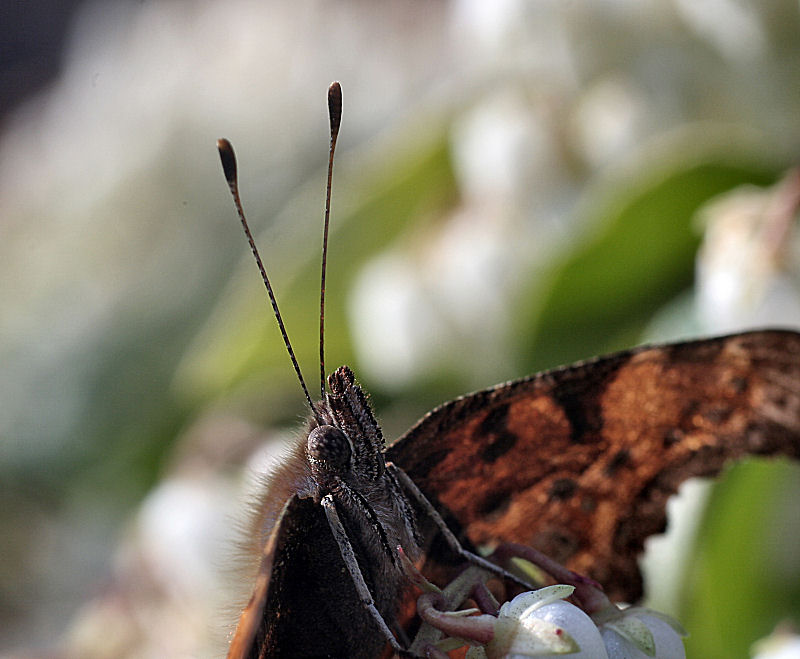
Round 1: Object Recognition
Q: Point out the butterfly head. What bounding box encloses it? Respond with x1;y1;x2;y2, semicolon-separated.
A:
307;425;352;482
306;365;387;486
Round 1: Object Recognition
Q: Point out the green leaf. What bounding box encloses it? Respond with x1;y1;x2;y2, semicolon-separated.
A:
680;459;800;658
516;136;777;372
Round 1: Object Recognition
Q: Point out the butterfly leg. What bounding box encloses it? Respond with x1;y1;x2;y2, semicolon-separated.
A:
387;464;534;591
320;494;418;658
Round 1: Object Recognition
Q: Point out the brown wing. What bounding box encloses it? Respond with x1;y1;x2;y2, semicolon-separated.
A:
226;494;322;659
226;495;295;659
227;493;388;659
386;330;800;602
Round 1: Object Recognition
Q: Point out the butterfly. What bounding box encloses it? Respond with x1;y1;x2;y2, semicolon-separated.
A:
218;83;800;658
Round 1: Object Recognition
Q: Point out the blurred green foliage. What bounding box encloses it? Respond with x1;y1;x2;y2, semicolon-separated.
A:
682;460;800;658
519;156;776;371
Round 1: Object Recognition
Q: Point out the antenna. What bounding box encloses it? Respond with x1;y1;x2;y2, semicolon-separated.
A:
216;138;322;425
319;81;342;399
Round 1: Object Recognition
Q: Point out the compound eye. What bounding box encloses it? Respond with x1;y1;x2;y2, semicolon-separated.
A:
307;425;351;472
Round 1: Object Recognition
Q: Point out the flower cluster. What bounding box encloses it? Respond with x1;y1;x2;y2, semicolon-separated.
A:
401;542;686;658
465;586;685;659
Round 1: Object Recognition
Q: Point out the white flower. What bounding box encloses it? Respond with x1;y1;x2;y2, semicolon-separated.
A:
599;608;686;659
467;586;609;658
751;625;800;659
